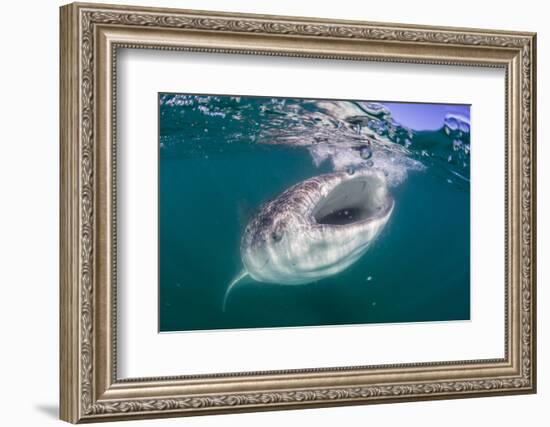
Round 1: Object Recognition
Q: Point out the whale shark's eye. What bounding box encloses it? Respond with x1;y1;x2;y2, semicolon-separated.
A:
271;230;283;242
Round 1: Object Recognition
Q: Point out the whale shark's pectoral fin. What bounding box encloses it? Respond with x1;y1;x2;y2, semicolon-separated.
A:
222;269;250;312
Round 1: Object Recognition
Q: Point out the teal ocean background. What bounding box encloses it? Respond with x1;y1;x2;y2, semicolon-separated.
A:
159;94;470;332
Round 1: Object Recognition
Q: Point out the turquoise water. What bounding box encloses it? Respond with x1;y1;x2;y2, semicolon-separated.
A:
159;95;470;332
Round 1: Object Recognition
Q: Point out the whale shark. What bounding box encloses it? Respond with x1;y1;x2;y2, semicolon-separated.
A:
223;168;394;310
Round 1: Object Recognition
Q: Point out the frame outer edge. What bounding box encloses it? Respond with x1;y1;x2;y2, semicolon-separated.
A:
59;2;537;422
529;33;537;393
60;3;81;424
68;1;536;37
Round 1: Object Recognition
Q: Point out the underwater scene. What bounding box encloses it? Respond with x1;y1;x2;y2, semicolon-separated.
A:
159;94;471;332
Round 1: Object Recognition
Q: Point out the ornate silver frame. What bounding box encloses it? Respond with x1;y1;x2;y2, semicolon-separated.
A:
60;2;537;423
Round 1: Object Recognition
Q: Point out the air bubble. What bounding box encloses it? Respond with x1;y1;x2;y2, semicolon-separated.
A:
360;147;372;160
347;167;355;175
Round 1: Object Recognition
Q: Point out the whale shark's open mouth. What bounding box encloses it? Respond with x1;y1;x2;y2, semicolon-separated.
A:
312;175;392;226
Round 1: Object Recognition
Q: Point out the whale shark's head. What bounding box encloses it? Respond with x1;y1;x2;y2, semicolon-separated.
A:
241;169;394;285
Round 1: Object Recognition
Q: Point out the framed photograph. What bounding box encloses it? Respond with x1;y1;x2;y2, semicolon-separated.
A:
60;2;537;423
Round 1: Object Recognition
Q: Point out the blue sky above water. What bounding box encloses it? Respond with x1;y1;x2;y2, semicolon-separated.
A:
380;102;470;131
